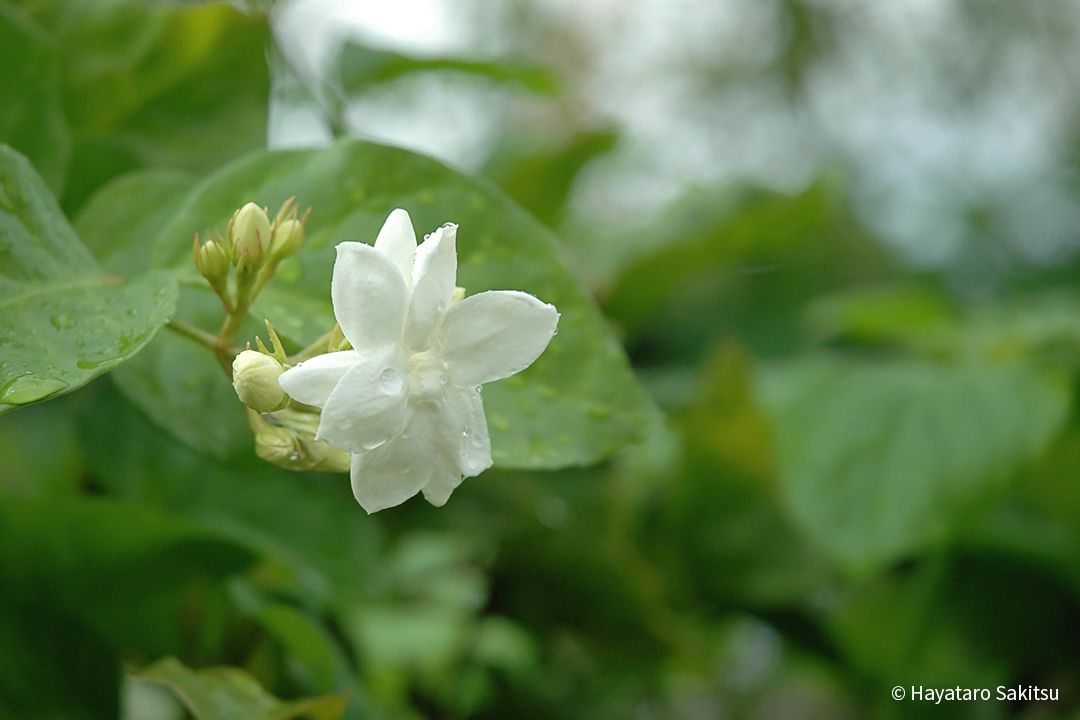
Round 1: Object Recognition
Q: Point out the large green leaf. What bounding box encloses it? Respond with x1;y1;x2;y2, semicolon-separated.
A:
0;145;178;414
758;356;1070;571
134;657;347;720
0;4;69;192
111;290;253;460
74;167;196;277
112;138;655;468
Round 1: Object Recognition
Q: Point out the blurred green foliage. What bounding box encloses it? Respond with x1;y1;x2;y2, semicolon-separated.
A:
3;0;1080;719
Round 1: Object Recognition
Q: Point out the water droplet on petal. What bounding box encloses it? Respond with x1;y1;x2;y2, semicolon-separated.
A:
378;367;404;395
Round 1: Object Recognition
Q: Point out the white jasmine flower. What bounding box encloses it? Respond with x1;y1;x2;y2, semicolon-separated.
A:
278;209;559;512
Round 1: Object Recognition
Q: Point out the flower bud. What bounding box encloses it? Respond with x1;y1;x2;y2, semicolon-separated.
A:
194;240;230;283
254;422;300;466
231;202;271;264
297;436;351;473
232;350;287;413
249;408;350;472
270;217;305;259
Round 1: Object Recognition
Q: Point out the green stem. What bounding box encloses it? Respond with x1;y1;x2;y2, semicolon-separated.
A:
167;319;220;350
214;310;246;373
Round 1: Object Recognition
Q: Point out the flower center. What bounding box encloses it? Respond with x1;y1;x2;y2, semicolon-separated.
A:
407;348;448;401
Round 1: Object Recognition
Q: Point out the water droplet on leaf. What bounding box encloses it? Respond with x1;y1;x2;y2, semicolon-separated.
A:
50;313;75;330
1;375;68;404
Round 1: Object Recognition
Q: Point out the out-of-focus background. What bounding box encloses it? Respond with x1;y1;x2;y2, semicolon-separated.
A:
4;0;1080;718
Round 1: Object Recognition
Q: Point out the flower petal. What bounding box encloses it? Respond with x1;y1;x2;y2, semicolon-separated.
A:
405;224;457;350
422;388;491;506
351;406;459;512
420;468;460;507
374;208;417;290
444;386;492;477
440;290;559;387
332;241;409;351
278;350;362;408
316;346;410;453
351;449;430;513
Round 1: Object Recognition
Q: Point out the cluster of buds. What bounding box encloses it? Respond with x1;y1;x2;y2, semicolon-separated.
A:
249;408;351;473
231;319;349;472
192;198;309;309
187;197;349;474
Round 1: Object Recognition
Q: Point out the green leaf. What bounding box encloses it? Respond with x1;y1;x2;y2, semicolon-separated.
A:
0;599;119;720
75;167;196;277
135;657;347;720
111;290;252;460
758;356;1071;571
0;145;178;414
0;4;69;192
805;284;956;348
230;583;360;698
339;42;559;96
138;138;655;468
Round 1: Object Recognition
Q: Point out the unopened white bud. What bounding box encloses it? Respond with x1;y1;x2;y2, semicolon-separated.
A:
232;350;287;413
231;203;271;262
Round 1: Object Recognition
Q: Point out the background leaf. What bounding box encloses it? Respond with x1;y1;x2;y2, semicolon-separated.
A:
0;4;69;193
758;356;1071;571
74;167;196;277
339;42;559;97
0;145;177;414
135;657;348;720
15;0;270;212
